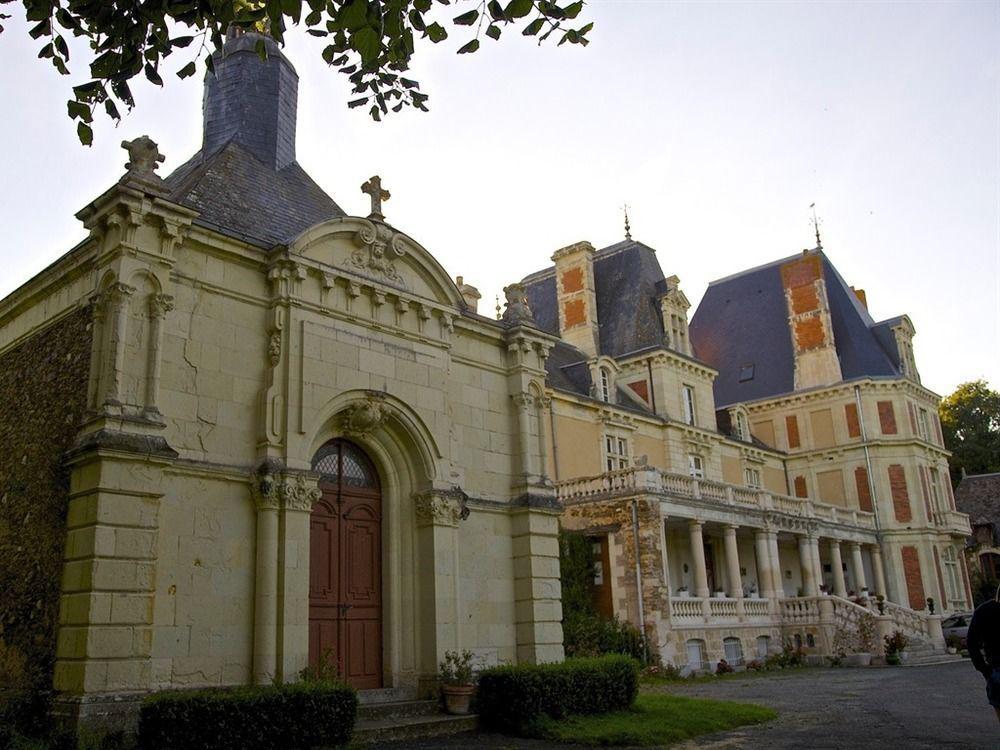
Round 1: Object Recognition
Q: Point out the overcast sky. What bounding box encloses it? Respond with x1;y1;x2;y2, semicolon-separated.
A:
1;1;997;397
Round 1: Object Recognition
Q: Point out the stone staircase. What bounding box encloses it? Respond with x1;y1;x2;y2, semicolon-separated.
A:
899;636;965;667
351;688;478;745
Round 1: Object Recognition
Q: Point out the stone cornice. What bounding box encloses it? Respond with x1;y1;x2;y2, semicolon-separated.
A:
738;377;942;413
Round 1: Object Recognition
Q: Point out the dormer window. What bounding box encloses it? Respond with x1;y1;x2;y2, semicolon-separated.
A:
738;364;755;383
737;412;750;442
600;367;612;403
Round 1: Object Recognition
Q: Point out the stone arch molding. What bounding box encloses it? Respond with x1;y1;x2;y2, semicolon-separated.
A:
291;217;466;309
303;389;446;491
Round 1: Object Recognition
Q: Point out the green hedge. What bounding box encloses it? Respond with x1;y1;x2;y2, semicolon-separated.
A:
475;655;639;732
138;681;358;750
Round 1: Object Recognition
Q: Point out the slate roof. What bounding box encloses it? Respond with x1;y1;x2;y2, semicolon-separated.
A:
544;340;593;396
164;142;346;248
162;31;346;248
521;239;670;359
689;250;902;407
955;473;1000;540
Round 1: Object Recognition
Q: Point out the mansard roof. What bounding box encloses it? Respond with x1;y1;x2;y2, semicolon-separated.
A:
521;239;673;359
689;250;902;407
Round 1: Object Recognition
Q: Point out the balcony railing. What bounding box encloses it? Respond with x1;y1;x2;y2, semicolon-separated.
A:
931;510;972;535
555;467;877;530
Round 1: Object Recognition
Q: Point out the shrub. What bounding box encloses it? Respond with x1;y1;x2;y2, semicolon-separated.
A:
137;681;357;750
884;630;909;656
563;612;647;661
764;641;805;670
476;655;639;732
715;659;734;675
945;634;963;650
440;650;474;686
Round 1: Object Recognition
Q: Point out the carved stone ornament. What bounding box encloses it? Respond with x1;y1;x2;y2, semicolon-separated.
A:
413;492;462;527
267;331;282;367
501;282;535;326
250;463;321;512
120;135;166;191
339;392;389;437
351;222;405;286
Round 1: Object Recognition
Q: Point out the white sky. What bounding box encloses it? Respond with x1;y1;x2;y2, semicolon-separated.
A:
1;1;997;397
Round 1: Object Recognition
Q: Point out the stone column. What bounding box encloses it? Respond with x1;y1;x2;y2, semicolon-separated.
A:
723;525;743;598
510;506;564;664
809;535;823;592
276;472;321;682
250;468;281;685
689;521;710;598
871;545;888;599
99;282;134;408
768;532;784;598
829;540;848;597
144;294;174;414
512;393;538;483
414;491;462;679
798;534;817;596
850;542;868;593
754;530;774;598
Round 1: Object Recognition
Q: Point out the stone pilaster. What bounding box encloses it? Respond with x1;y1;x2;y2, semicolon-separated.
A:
511;507;564;665
413;491;462;677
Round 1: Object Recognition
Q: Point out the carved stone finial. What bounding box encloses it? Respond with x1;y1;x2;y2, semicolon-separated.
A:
361;175;391;221
120;136;166;191
339;392;389;437
501;282;535;326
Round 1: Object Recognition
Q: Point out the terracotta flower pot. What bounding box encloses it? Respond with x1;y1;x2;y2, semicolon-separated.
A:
442;684;475;715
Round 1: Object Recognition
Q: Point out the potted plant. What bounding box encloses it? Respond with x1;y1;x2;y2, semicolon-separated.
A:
676;585;690;598
945;634;962;655
439;650;475;715
884;630;908;666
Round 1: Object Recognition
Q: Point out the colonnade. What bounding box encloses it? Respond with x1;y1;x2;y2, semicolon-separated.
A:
682;520;887;601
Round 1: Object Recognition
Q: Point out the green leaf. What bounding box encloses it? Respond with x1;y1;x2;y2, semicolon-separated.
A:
341;0;369;30
453;9;478;25
349;96;369;108
352;26;381;63
177;61;197;78
505;0;533;19
487;1;505;20
67;100;91;122
486;24;501;40
77;121;93;146
104;99;121;120
523;18;544;35
172;36;194;48
563;1;584;19
457;38;479;54
425;22;448;42
414;0;432;11
144;63;163;86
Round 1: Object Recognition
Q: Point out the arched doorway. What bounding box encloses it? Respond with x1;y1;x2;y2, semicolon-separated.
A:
309;439;383;689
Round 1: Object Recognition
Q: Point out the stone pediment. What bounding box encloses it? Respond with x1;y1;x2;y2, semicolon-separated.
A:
290;216;464;309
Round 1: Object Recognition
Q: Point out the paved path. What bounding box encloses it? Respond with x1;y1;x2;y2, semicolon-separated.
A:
382;661;1000;749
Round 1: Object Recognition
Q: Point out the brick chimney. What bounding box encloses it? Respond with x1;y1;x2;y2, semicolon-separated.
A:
202;31;298;170
551;241;600;357
780;252;842;390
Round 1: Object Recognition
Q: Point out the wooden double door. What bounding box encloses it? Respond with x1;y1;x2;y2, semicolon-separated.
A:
309;439;383;689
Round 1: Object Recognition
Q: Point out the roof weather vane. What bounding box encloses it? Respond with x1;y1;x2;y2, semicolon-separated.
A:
623;203;632;241
810;202;822;250
495;295;502;320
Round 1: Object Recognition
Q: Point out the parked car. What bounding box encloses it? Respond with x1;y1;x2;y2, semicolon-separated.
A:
942;611;974;648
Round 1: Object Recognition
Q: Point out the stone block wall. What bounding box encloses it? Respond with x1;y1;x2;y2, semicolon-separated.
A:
0;306;92;692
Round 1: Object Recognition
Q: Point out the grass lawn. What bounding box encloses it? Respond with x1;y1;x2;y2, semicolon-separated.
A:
526;693;777;747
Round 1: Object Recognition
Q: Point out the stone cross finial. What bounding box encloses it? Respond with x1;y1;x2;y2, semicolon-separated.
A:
120;136;166;192
361;175;390;221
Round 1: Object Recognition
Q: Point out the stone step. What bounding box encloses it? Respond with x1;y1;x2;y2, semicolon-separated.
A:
900;653;966;667
357;686;419;705
352;712;478;745
358;699;440;722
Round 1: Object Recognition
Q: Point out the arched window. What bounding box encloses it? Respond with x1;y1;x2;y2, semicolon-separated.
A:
685;639;707;672
723;637;744;666
312;439;379;490
600;367;612;403
756;635;771;660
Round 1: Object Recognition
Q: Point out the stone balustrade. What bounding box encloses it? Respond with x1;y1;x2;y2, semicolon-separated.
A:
555;466;877;530
931;510;972;535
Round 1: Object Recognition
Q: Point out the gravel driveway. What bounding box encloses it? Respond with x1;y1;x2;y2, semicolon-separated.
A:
380;660;998;749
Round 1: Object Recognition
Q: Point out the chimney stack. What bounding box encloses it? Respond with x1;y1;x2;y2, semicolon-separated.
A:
780;252;842;390
551;241;600;357
455;276;481;313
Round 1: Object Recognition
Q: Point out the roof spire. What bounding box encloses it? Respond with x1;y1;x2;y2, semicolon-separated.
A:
810;202;822;250
623;203;632;241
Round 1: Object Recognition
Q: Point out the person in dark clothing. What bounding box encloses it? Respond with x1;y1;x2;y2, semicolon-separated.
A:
967;587;1000;723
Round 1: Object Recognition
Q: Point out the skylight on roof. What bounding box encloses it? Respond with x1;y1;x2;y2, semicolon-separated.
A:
738;364;755;382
